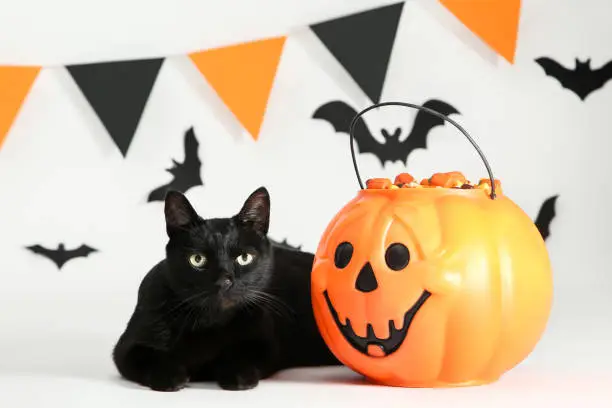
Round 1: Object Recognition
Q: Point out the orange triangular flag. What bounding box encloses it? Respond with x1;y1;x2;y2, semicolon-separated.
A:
439;0;521;63
189;36;286;140
0;66;40;148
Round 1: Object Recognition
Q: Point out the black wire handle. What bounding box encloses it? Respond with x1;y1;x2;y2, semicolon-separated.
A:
349;101;497;200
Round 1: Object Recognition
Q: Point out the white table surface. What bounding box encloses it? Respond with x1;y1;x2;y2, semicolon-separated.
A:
1;290;610;407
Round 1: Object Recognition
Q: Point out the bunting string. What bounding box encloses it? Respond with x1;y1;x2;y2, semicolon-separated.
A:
0;1;521;155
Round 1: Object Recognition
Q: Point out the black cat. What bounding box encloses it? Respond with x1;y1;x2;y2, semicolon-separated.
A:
112;187;339;391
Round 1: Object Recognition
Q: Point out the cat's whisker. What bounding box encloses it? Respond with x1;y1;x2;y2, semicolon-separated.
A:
245;291;295;321
173;289;214;342
186;305;203;332
240;297;258;315
251;290;294;313
147;289;212;327
174;306;196;344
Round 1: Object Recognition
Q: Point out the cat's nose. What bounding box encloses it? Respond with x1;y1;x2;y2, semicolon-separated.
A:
219;277;233;291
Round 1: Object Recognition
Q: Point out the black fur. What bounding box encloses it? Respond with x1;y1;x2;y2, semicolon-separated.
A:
112;187;339;391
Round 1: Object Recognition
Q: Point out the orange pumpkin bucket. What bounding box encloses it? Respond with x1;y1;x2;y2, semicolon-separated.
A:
311;102;553;388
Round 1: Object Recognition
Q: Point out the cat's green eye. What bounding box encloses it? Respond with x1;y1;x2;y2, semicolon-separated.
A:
189;253;207;268
236;253;255;266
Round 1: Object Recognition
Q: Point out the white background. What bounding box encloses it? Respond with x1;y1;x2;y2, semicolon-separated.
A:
0;0;611;406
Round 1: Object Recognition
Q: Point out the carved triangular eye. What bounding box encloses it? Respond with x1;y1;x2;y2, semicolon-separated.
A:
385;243;410;271
334;242;353;269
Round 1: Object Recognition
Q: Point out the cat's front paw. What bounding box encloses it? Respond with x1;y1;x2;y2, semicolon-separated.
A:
145;364;190;392
217;366;261;391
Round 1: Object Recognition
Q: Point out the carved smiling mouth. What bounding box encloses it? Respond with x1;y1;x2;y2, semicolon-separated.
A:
323;290;431;357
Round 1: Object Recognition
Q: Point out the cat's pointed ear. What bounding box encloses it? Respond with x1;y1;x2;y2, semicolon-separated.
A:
164;190;198;231
236;187;270;235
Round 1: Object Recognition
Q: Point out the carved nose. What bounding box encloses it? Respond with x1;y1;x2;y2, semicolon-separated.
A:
355;262;378;293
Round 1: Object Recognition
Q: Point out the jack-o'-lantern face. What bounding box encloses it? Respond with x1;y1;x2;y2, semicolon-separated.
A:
323;230;431;359
311;173;553;387
313;188;451;363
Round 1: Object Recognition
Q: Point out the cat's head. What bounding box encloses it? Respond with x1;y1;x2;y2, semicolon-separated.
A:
163;187;273;322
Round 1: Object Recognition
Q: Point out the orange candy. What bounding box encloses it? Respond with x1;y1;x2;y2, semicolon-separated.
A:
394;173;415;185
365;171;501;193
366;178;392;189
429;171;467;188
477;178;503;195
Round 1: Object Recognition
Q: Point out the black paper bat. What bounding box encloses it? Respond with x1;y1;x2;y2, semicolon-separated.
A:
25;243;98;269
147;127;203;202
313;99;460;166
534;195;559;241
270;238;303;251
535;57;612;100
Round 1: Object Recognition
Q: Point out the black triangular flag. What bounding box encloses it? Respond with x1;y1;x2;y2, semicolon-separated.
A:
67;58;164;156
311;2;404;103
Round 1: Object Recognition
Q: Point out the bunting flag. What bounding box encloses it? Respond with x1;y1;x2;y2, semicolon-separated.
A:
310;2;404;104
67;58;164;156
0;66;40;149
439;0;521;64
189;36;286;141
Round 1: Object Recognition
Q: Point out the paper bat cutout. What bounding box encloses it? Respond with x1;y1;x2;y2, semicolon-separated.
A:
270;238;302;251
25;243;98;269
534;195;559;241
147;127;203;202
313;99;460;166
535;57;612;100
